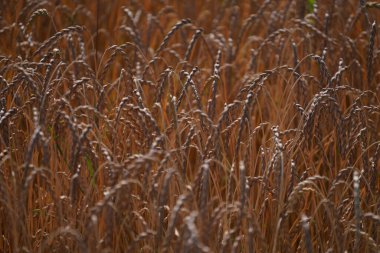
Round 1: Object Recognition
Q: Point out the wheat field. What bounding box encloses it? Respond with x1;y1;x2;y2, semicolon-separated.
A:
0;0;379;252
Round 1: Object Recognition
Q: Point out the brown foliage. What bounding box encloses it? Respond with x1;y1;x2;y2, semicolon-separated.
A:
0;0;379;252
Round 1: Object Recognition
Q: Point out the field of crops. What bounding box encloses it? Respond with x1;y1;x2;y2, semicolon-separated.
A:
0;0;379;252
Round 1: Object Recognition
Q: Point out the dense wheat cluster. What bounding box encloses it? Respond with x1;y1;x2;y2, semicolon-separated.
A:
0;0;379;252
